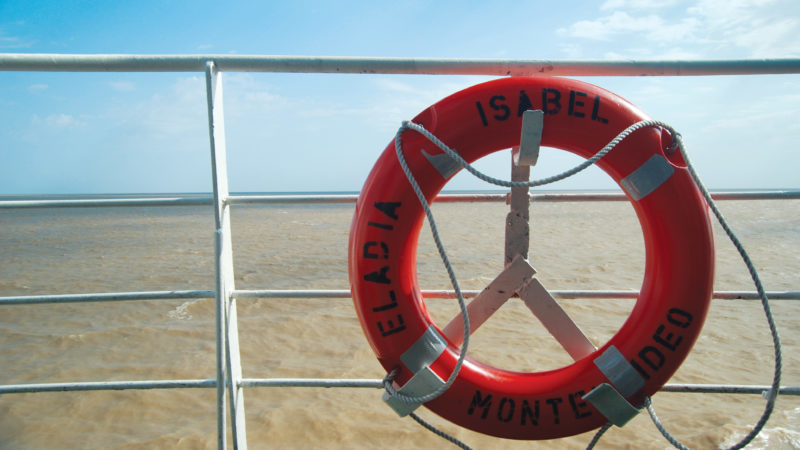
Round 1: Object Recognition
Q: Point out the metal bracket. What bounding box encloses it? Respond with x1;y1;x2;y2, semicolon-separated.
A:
401;325;448;374
583;383;641;427
383;366;446;417
593;345;645;397
583;346;645;427
514;109;543;167
383;325;448;416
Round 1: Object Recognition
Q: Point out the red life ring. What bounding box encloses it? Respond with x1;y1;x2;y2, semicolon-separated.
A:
348;77;714;440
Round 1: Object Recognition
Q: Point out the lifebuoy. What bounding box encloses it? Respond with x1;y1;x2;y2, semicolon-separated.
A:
348;77;714;440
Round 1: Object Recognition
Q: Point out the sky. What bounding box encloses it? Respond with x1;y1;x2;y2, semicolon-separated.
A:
0;0;798;194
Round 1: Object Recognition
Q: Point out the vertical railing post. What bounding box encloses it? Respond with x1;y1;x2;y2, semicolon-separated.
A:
205;61;248;450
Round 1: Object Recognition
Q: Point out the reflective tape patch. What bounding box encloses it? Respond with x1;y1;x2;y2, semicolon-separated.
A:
422;148;460;179
383;365;446;417
401;325;448;375
583;383;641;427
620;154;674;201
593;345;645;397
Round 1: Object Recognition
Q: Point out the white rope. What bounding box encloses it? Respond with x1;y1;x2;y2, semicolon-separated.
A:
586;422;613;450
643;130;783;450
398;119;669;188
381;127;472;406
409;412;473;450
388;118;782;450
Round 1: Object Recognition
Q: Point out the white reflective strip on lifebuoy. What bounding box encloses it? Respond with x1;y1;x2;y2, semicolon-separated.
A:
383;365;446;417
593;345;645;397
401;325;448;374
620;154;674;201
422;148;460;179
384;325;449;416
582;383;641;427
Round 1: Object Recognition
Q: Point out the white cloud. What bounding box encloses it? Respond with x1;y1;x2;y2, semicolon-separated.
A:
0;26;35;49
558;11;700;43
560;0;800;57
108;81;136;92
601;0;680;9
605;47;700;59
688;0;800;57
0;35;35;49
28;84;48;93
32;113;87;129
136;77;206;138
558;43;585;58
373;79;421;95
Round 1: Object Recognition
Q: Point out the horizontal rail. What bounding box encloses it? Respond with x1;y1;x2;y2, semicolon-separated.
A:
1;190;798;209
0;196;212;209
660;384;800;396
241;379;800;396
1;54;800;76
531;190;800;202
228;193;509;205
241;379;382;389
2;378;796;396
0;379;216;394
231;289;800;300
0;290;214;305
3;289;799;306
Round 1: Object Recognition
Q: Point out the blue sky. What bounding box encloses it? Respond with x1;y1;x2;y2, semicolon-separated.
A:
1;0;798;194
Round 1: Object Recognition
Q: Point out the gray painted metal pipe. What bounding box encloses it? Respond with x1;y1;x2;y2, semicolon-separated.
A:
1;54;800;76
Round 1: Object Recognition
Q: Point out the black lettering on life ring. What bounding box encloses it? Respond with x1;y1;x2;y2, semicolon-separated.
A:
476;101;489;127
490;95;510;121
363;241;389;259
630;307;695;380
376;314;406;337
667;308;693;328
468;390;492;419
374;202;401;220
521;399;540;426
541;88;561;115
363;266;391;284
591;95;609;124
568;90;588;118
371;290;399;312
497;397;515;423
638;346;666;372
546;397;563;425
517;90;533;117
653;324;682;351
568;390;592;419
368;221;393;231
631;358;650;380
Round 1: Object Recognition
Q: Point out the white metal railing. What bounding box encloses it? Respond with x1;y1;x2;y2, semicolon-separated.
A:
2;54;800;76
1;54;799;449
2;189;799;210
